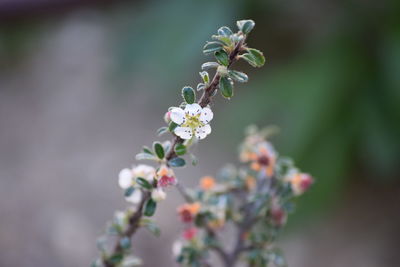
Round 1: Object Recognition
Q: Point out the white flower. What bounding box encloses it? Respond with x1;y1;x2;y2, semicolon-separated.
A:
151;188;167;202
118;164;155;189
132;164;156;183
125;189;142;204
170;103;213;140
118;168;133;189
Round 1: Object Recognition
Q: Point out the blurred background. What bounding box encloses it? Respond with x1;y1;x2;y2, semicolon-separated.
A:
1;0;399;266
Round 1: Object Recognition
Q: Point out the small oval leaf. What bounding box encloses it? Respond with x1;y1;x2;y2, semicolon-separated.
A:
203;41;223;55
197;83;206;91
219;76;234;99
168;157;186;167
124;186;135;197
181;86;195;104
142;146;153;155
217;26;233;36
157;127;168;136
168;122;178;132
201;62;219;70
135;153;157;161
136;177;153;190
241;48;265;67
237;19;255;34
199;71;209;84
153;142;165;159
119;237;131;250
215;50;229;66
144;199;157;217
228;70;248;83
174;143;187;156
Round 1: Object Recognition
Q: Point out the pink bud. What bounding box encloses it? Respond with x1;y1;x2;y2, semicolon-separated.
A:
164;111;172;124
183;227;197;240
180;209;194;223
270;207;287;226
157;175;177;188
300;174;313;192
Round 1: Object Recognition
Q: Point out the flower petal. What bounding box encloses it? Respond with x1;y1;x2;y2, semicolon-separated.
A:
170;108;186;125
199;107;213;124
133;164;155;182
118;168;133;189
174;126;193;139
194;125;211;139
184;103;202;116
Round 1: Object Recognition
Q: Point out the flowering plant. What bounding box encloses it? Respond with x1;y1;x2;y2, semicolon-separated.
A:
173;126;313;267
93;19;312;267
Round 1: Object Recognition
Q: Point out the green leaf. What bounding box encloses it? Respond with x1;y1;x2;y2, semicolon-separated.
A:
241;48;265;67
197;83;206;91
218;26;233;36
144;199;157;217
190;153;198;166
219;76;233;98
137;177;153;190
124;186;135;197
168;157;186;167
119;237;131;250
135;153;157;161
174;143;187;155
163;140;171;154
212;35;232;46
142;146;153;155
199;71;209;84
201;62;219;70
181;86;195;104
107;223;121;235
237;19;255;34
140;218;161;237
157;127;168;136
108;253;124;264
203;41;223;55
228;70;248;83
153;142;165;159
169;121;178;132
215;50;229;66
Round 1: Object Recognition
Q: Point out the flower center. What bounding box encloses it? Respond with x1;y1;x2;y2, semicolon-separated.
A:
257;155;270;166
182;114;203;129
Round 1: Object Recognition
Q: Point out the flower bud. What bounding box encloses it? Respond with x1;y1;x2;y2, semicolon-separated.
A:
182;227;197;240
270;206;287;226
299;174;313;192
200;176;216;190
177;202;201;223
164;111;172;124
156;165;177;188
151;188;167;202
289;173;314;195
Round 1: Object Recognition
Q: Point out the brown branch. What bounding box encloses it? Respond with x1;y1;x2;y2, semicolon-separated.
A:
102;37;246;267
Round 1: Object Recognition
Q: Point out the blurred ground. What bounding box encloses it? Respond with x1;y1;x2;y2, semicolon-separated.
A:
0;1;399;266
